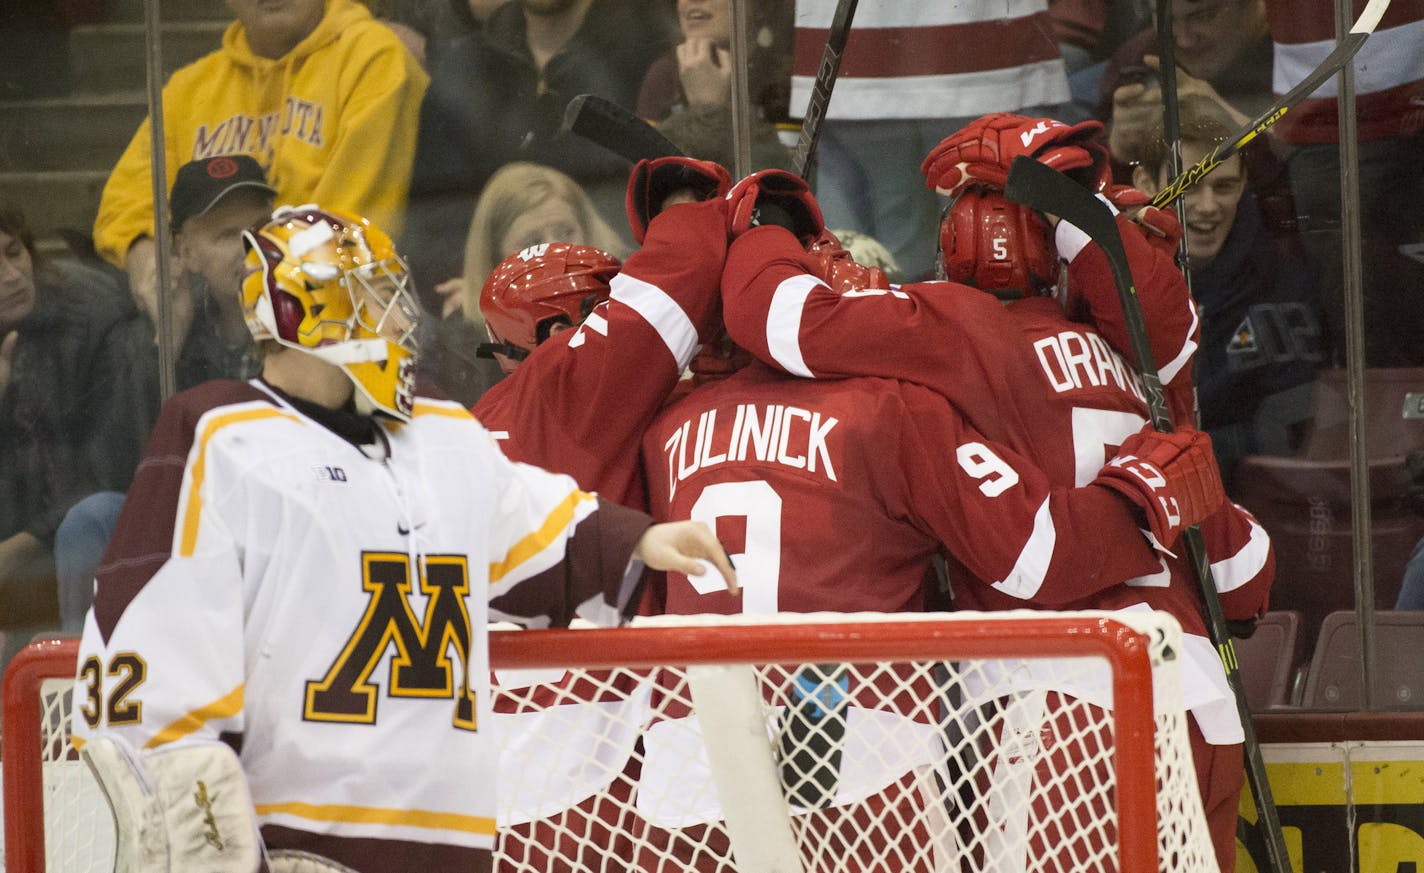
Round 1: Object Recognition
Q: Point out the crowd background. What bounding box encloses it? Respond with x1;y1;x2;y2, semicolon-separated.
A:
1;0;1422;705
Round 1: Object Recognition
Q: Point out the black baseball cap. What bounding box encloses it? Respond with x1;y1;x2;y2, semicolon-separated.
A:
169;155;276;232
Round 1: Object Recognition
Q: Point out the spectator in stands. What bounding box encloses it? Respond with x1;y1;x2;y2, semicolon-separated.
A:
419;161;627;406
1099;0;1273;169
1047;0;1152;120
402;0;677;306
52;156;278;634
93;0;428;332
361;0;471;68
1399;539;1424;610
1265;0;1424;368
462;162;629;317
790;1;1072;281
167;155;277;389
1132;95;1325;489
635;0;794;173
0;204;152;633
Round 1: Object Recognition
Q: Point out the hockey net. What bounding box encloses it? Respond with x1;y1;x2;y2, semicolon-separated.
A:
2;611;1218;872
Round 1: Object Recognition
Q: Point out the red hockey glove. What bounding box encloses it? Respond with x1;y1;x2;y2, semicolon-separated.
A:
1093;426;1225;549
1103;184;1183;259
807;230;889;293
724;169;824;243
626;156;732;244
921;113;1110;199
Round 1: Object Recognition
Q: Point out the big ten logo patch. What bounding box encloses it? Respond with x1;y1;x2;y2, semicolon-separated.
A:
314;465;347;482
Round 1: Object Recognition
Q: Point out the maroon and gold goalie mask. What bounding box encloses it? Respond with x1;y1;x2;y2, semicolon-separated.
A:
242;205;421;420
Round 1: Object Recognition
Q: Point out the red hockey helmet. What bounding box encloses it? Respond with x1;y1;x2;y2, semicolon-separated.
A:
479;242;621;372
937;188;1058;300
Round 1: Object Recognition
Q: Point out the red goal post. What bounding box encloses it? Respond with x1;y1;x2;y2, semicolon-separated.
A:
2;611;1215;872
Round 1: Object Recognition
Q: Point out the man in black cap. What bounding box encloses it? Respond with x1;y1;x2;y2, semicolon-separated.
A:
50;156;277;634
166;154;277;388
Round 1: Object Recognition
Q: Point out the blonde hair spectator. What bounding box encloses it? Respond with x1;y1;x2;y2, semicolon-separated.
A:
461;162;627;324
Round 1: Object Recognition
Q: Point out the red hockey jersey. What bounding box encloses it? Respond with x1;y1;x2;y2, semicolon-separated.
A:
712;223;1274;744
473;197;728;509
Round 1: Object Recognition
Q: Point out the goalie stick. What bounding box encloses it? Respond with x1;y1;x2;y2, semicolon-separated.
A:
1149;0;1392;208
1005;156;1291;873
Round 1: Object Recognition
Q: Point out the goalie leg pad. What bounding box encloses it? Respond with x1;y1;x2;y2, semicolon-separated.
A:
269;850;360;873
82;736;265;873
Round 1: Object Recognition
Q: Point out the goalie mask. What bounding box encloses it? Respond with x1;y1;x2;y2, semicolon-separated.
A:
479;242;621;374
241;205;420;420
936;188;1059;301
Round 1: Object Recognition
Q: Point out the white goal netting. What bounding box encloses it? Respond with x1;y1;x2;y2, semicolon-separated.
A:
1;611;1217;872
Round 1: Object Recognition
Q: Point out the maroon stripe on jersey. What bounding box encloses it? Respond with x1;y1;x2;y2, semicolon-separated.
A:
1275;81;1424;142
1266;0;1424;45
792;14;1061;79
93;380;269;643
488;497;653;625
261;825;492;873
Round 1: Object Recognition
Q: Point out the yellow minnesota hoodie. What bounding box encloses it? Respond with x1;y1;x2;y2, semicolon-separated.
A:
94;0;429;267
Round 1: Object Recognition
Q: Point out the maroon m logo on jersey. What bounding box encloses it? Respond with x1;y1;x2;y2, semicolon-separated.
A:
304;552;478;730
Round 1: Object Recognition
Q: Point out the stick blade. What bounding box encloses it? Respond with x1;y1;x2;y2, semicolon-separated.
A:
561;94;684;164
1004;157;1115;244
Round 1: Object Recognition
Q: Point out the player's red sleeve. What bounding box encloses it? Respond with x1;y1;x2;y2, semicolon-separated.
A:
893;383;1163;607
720;225;1002;403
618;197;728;344
473;198;728;508
1064;213;1200;395
1199;501;1276;622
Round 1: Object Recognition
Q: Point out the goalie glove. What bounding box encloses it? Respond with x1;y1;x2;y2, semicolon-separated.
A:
82;736;265;873
626;156;732;244
921;113;1110;200
1093;426;1225;550
724;169;824;243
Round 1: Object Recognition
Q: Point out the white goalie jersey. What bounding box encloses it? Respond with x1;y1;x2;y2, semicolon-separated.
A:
72;379;652;872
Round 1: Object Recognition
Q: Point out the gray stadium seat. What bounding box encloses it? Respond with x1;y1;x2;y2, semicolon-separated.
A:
1301;610;1424;709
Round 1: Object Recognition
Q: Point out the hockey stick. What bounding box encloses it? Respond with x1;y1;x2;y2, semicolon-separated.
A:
563;0;859;178
790;0;860;178
560;93;682;165
1149;0;1392;207
1155;0;1196;291
1005;156;1292;873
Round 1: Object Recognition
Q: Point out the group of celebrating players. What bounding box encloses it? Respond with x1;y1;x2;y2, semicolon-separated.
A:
71;111;1272;873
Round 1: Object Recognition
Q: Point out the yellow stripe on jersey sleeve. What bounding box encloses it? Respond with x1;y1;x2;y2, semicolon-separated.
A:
143;684;244;749
412;399;475;419
488;489;596;584
253;800;497;835
180;407;300;557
